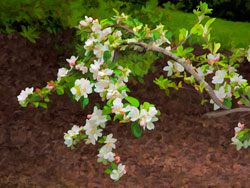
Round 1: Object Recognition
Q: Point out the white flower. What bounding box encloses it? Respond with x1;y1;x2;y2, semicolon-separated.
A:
80;20;89;27
68;125;82;137
110;170;120;181
114;30;122;37
228;65;237;73
70;78;93;101
57;68;68;81
230;74;247;86
94;44;109;58
91;21;102;32
98;149;115;162
85;16;93;23
117;164;126;175
90;60;102;79
214;86;226;101
197;67;205;78
112;98;124;114
212;70;227;84
17;87;34;104
94;78;111;93
89;106;107;126
64;134;73;147
66;56;78;67
110;163;126;181
126;106;140;121
207;53;220;64
102;27;112;37
104;134;117;151
98;68;113;78
163;61;173;76
75;63;88;74
163;61;184;76
86;127;102;145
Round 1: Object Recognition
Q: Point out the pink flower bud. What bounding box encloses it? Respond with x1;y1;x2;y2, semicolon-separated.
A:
115;156;120;163
239;123;245;130
97;76;101;81
112;108;117;113
35;88;39;92
208;60;212;65
140;119;145;127
70;62;75;67
237;100;243;105
87;114;92;119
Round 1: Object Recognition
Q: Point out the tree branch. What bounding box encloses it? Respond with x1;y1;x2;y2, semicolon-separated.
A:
171;34;193;51
240;94;250;107
203;107;250;118
126;41;229;110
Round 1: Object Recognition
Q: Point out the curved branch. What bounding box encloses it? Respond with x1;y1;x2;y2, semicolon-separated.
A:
171;34;193;51
203;107;250;118
126;41;229;110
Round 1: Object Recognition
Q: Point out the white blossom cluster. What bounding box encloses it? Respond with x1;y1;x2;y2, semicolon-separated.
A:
231;122;250;150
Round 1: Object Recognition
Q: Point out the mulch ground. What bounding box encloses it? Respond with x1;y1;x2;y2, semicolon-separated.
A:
0;31;249;188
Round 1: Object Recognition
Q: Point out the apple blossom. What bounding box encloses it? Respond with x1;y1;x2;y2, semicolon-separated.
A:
66;56;78;67
212;70;227;84
93;44;109;59
70;78;93;101
230;74;247;86
57;68;69;81
64;134;73;147
104;134;117;151
85;127;102;145
17;87;34;104
207;53;220;64
68;125;83;137
75;63;88;75
214;86;226;102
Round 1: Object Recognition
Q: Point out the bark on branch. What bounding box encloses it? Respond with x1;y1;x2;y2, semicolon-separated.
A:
127;41;230;110
203;107;250;118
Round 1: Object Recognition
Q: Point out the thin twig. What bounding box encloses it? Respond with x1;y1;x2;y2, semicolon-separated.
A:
240;94;250;107
171;34;193;51
203;107;250;118
110;24;135;36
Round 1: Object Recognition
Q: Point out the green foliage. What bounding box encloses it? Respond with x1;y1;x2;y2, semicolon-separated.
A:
131;122;143;138
117;51;159;77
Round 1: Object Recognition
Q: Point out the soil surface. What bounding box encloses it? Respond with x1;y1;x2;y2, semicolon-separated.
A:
0;31;249;188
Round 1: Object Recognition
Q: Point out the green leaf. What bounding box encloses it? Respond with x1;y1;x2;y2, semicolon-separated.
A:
39;103;47;108
110;162;117;170
103;105;112;115
213;42;221;54
44;97;50;102
205;18;216;29
113;69;122;75
125;96;140;108
33;102;39;108
223;98;232;108
80;97;89;109
131;122;143;138
237;129;250;139
56;86;64;95
103;51;111;62
118;85;130;93
247;91;250;100
104;169;112;174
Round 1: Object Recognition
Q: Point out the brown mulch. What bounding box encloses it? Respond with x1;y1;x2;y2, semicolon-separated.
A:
0;31;249;188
